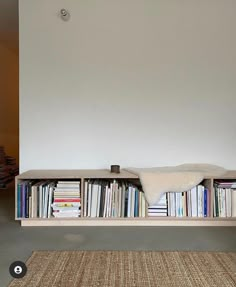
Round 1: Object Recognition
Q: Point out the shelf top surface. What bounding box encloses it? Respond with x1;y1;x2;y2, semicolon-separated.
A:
213;170;236;179
16;169;236;180
16;169;139;179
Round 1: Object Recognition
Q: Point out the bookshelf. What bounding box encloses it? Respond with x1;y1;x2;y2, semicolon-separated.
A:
15;169;236;226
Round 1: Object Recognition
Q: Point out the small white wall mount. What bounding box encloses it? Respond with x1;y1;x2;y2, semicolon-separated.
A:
60;8;70;21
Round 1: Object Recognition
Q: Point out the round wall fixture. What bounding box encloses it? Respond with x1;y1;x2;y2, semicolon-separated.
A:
60;8;70;21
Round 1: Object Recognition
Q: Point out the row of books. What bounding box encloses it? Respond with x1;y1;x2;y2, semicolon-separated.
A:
213;181;236;217
17;180;81;218
52;181;81;218
83;180;146;218
16;180;236;219
17;181;55;218
148;185;210;217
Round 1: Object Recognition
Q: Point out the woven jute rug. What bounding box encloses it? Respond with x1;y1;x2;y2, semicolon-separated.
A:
8;251;236;287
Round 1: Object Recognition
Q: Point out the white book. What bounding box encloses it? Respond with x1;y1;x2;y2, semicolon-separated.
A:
43;185;49;218
96;184;101;217
106;187;109;217
91;184;99;217
31;186;34;218
103;185;108;217
177;192;181;217
175;193;179;217
170;193;176;217
84;181;88;217
118;186;122;217
87;183;92;217
158;193;167;205
139;191;142;217
221;188;226;217
47;186;53;218
39;185;43;218
191;186;197;217
120;186;123;217
218;188;222;217
57;181;80;185
130;187;133;217
197;185;203;217
56;183;80;188
148;213;167;217
113;182;117;217
114;181;119;217
226;188;231;217
141;193;146;217
232;190;236;217
110;183;114;217
121;185;126;217
52;207;79;211
187;190;191;217
179;192;183;217
176;193;181;217
131;187;135;217
168;193;172;216
108;187;113;217
127;186;132;217
109;183;113;217
54;188;80;192
53;212;80;218
115;183;118;217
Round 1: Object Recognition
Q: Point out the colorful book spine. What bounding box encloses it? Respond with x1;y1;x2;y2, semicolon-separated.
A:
17;183;21;218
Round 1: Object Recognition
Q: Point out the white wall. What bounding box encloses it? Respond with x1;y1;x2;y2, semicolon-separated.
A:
19;0;236;172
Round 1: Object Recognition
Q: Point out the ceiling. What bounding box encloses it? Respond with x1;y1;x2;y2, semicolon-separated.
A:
0;0;18;53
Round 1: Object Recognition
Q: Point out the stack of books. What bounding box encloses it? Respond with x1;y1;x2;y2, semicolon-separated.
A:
6;155;19;177
0;146;19;188
0;146;5;163
147;184;210;217
83;180;146;218
214;181;236;217
52;181;81;218
0;146;9;188
148;194;167;216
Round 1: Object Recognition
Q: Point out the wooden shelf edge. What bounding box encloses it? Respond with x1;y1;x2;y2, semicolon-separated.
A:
20;218;236;227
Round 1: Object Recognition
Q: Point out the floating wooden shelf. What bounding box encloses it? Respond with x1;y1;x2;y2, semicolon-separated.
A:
16;169;236;226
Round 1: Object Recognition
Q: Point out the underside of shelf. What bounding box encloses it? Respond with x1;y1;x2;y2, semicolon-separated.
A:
20;218;236;227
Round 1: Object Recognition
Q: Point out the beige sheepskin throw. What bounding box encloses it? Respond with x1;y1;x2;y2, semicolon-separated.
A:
126;164;227;205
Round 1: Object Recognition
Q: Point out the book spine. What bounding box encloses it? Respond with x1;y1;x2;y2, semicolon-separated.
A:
204;188;207;217
134;189;138;217
25;184;29;218
218;188;222;217
22;184;25;218
215;186;219;217
232;190;236;217
17;183;21;218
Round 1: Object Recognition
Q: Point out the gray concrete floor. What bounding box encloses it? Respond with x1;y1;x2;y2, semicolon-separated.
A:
0;184;236;286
